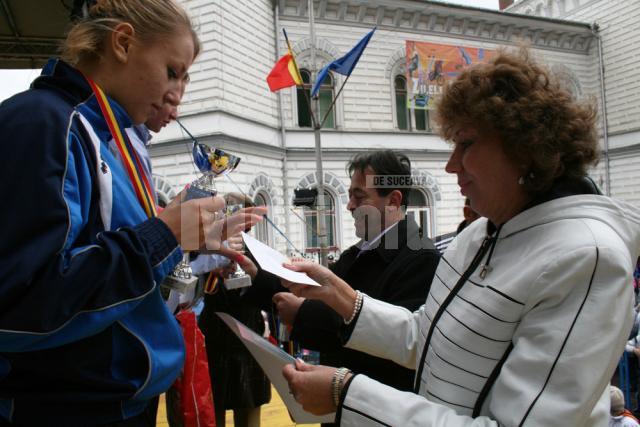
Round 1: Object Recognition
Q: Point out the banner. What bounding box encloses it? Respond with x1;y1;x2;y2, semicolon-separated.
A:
406;41;495;110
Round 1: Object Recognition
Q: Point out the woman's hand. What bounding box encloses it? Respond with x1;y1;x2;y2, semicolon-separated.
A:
282;359;338;415
281;261;357;320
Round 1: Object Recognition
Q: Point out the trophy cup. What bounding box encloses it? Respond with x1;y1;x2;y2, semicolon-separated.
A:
221;201;253;290
162;142;242;293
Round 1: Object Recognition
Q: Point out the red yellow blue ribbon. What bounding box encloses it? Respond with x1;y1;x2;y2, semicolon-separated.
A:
85;78;157;218
204;272;220;294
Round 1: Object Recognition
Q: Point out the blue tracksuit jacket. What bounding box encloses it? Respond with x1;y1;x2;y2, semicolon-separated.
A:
0;59;185;425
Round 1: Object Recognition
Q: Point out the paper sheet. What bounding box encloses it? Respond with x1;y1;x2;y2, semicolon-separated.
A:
241;232;320;286
216;312;335;424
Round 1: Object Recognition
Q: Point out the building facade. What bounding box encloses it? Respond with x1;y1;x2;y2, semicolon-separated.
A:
507;0;640;207
149;0;628;256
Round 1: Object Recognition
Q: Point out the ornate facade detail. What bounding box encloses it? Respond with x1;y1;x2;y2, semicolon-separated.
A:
411;168;441;202
153;175;177;208
247;173;279;206
551;63;582;99
295;171;349;206
385;46;407;80
280;0;595;54
291;37;340;62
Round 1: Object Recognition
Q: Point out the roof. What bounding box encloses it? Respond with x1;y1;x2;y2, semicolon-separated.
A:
0;0;72;69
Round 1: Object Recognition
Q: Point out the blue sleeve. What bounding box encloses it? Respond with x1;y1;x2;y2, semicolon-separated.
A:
0;91;181;352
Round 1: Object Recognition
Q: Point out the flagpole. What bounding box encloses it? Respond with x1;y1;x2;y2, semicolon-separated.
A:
319;73;351;128
283;28;318;129
309;0;329;267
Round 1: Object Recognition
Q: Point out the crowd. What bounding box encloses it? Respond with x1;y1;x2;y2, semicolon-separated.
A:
0;1;639;426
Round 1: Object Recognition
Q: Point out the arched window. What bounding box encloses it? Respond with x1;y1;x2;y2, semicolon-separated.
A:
394;73;432;132
304;190;336;251
395;75;409;130
297;68;335;129
297;69;313;128
414;107;431;132
253;192;271;245
406;188;432;237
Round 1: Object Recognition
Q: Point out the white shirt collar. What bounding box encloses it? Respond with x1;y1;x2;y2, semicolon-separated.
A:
359;220;400;252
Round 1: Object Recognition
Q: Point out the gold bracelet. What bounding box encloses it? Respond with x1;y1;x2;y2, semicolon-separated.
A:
332;367;352;407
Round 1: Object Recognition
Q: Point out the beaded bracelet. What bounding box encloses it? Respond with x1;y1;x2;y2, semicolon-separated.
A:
344;290;363;325
332;367;352;407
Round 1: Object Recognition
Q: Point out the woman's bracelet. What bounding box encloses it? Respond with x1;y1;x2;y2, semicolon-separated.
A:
344;290;363;325
331;367;352;407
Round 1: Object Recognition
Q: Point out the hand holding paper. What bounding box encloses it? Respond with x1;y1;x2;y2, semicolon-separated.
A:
241;232;320;286
279;260;360;322
217;312;334;424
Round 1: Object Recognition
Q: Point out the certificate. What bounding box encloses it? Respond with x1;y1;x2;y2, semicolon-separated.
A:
241;232;320;286
216;312;334;424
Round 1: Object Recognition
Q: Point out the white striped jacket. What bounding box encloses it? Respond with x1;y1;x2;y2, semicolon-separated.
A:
338;195;640;426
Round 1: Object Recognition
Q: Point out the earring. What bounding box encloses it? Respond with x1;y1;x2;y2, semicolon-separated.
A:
518;176;525;185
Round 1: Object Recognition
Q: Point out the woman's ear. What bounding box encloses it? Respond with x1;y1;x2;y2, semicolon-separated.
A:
111;23;135;63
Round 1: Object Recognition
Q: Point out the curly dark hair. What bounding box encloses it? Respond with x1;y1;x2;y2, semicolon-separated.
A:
434;48;599;194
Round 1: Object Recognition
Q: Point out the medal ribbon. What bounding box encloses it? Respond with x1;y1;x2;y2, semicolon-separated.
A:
86;78;157;218
204;272;221;295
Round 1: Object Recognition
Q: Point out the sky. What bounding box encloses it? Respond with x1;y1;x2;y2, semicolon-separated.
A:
0;0;500;103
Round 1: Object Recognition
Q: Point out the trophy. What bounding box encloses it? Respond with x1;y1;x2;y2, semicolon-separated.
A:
161;142;242;293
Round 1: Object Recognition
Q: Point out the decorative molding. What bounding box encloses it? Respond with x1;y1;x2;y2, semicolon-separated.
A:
247;173;279;206
551;63;582;98
290;37;339;60
295;171;349;206
411;168;442;202
385;45;407;79
281;0;595;54
153;175;177;207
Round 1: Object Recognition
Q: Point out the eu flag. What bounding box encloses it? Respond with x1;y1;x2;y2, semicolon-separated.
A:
311;28;376;98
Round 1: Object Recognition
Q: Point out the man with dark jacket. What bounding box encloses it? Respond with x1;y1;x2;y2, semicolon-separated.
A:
243;150;439;399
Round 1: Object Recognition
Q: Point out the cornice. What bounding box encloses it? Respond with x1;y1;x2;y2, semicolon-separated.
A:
278;0;595;54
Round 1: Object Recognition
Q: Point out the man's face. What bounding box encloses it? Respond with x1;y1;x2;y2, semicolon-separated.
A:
347;167;391;240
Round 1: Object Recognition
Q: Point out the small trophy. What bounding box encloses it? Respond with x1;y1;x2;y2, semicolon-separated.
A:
162;142;242;293
222;202;252;290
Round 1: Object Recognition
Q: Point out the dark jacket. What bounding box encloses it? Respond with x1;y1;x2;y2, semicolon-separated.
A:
252;218;440;391
197;273;271;409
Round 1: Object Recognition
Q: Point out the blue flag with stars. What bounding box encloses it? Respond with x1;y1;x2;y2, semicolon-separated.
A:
311;28;376;98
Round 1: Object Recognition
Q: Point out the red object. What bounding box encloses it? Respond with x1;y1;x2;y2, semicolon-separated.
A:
166;310;216;427
266;53;302;92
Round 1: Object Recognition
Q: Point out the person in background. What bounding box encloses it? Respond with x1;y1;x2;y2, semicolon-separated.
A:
240;150;440;427
610;386;640;427
0;1;263;425
436;197;481;253
126;80;185;206
193;193;271;427
456;197;480;234
281;48;640;426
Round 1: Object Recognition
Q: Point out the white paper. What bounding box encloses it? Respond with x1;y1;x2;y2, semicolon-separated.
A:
216;312;335;424
241;232;320;286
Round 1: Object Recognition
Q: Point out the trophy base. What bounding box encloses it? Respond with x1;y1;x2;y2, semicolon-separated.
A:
161;273;198;294
224;274;252;290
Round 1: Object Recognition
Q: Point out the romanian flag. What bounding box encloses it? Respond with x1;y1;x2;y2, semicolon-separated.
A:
267;47;302;92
